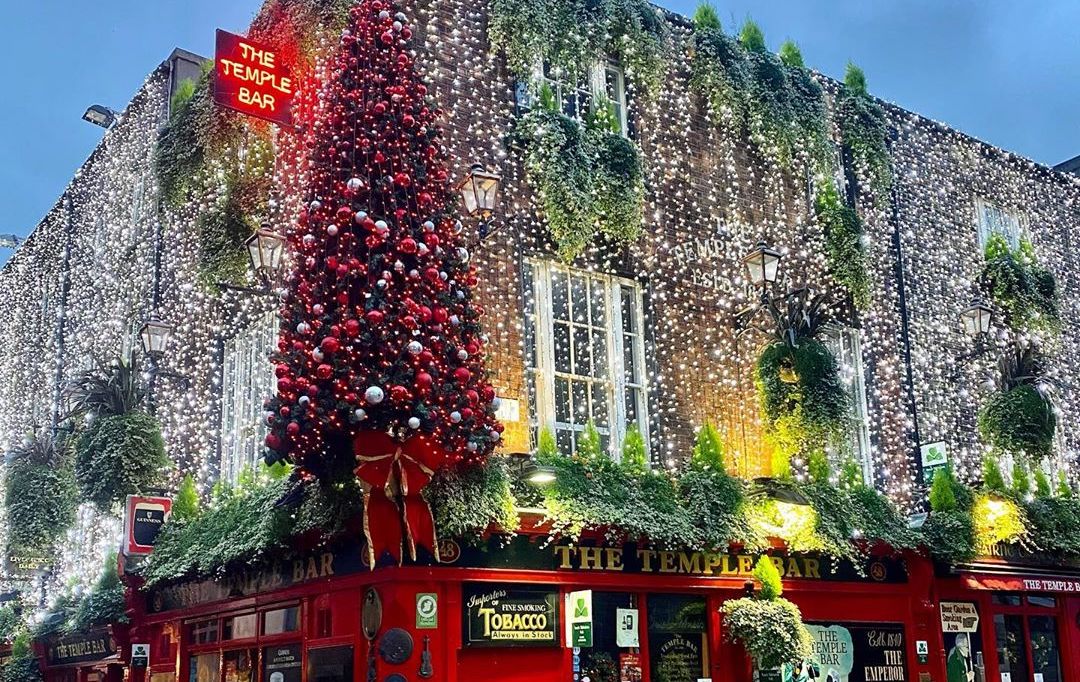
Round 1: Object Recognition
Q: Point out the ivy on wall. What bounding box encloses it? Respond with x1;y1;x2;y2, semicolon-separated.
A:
980;233;1060;333
510;101;646;260
836;64;892;198
689;12;830;172
815;185;871;310
488;0;668;93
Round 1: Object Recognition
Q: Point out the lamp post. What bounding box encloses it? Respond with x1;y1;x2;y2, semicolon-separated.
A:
139;317;189;413
218;223;288;295
457;163;502;244
741;240;782;290
959;299;994;338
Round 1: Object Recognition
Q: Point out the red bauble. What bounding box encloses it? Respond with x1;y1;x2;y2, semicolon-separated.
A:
415;372;433;391
453;367;471;384
390;385;411;402
316;364;333;380
365;310;385;325
320;337;341;354
345;319;361;336
398;237;417;254
287;422;301;436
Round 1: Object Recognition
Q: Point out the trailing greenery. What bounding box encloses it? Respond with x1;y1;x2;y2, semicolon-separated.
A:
690;13;829;170
510;99;645;260
680;425;756;548
488;0;668;93
0;606;20;643
721;556;812;670
977;346;1057;461
425;458;519;540
816;184;871;310
836;63;891;197
4;433;78;556
979;233;1059;333
140;465;364;586
753;291;849;475
171;474;201;523
75;411;168;511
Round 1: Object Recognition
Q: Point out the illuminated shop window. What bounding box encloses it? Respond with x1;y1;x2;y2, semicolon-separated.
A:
220;312;278;483
524;261;649;458
975;198;1025;249
822;325;872;482
516;59;629;136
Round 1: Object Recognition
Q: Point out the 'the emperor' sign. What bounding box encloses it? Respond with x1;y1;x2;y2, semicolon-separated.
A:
214;29;295;126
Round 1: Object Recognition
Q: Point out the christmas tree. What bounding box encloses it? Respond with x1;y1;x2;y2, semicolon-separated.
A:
264;0;502;562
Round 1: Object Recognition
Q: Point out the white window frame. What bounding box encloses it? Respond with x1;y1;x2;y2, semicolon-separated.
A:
519;59;629;137
525;261;649;460
975;197;1025;249
822;324;872;483
219;312;279;483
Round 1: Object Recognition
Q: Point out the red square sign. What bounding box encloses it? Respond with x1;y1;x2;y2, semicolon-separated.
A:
213;29;295;126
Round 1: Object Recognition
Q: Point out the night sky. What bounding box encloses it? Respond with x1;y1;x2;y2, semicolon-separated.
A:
1;0;1077;258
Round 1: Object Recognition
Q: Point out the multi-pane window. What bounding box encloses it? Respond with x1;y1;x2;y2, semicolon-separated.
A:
220;312;278;483
822;325;872;482
975;198;1025;249
516;60;629;136
524;262;648;459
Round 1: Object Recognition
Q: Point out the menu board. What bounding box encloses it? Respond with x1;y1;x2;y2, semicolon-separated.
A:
263;644;302;682
782;623;907;682
462;584;559;647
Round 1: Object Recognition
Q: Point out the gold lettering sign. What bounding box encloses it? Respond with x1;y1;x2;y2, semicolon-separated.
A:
557;546;823;579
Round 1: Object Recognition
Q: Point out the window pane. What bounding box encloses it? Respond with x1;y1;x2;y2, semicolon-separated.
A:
590;282;607;328
189;654;218;682
222;649;255;682
223;614;257;640
994;614;1030;679
623;339;637;383
590;383;609;428
554;378;571;423
571;276;589;323
553;323;572;373
572;326;591;376
591;331;608;379
552;270;569;321
189;620;218;645
1029;616;1062;682
625;389;640;427
263;606;300;635
1028;596;1057;608
647;595;709;682
308;646;354;682
621;287;636;333
572;381;589;425
991;594;1022;607
556;428;573;455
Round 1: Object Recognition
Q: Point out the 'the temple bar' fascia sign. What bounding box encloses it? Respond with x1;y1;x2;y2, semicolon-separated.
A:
213;29;295;126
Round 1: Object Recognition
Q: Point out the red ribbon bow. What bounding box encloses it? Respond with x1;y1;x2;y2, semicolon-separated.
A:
353;430;447;566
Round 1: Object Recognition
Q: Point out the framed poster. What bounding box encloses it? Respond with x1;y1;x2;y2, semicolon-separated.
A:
784;623;907;682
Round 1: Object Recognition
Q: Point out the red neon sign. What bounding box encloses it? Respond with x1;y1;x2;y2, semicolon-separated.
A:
213;29;295;126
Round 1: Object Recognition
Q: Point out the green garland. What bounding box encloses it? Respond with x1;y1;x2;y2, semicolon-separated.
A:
139;467;362;587
425;459;519;541
836;64;892;198
815;185;871;310
979;233;1060;333
511;106;645;260
74;411;168;511
488;0;668;93
3;435;77;556
754;339;850;476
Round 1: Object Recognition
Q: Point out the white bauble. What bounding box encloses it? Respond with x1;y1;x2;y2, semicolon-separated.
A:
365;386;385;404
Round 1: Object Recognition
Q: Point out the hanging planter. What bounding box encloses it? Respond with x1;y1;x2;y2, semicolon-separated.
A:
721;556;812;671
64;357;169;511
977;346;1057;461
979;233;1059;333
3;433;78;557
752;291;850;476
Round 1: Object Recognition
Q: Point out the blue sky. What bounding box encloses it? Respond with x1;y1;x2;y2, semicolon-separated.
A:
1;0;1078;252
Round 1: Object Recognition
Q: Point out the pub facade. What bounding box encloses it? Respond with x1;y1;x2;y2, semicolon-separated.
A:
1;0;1080;681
